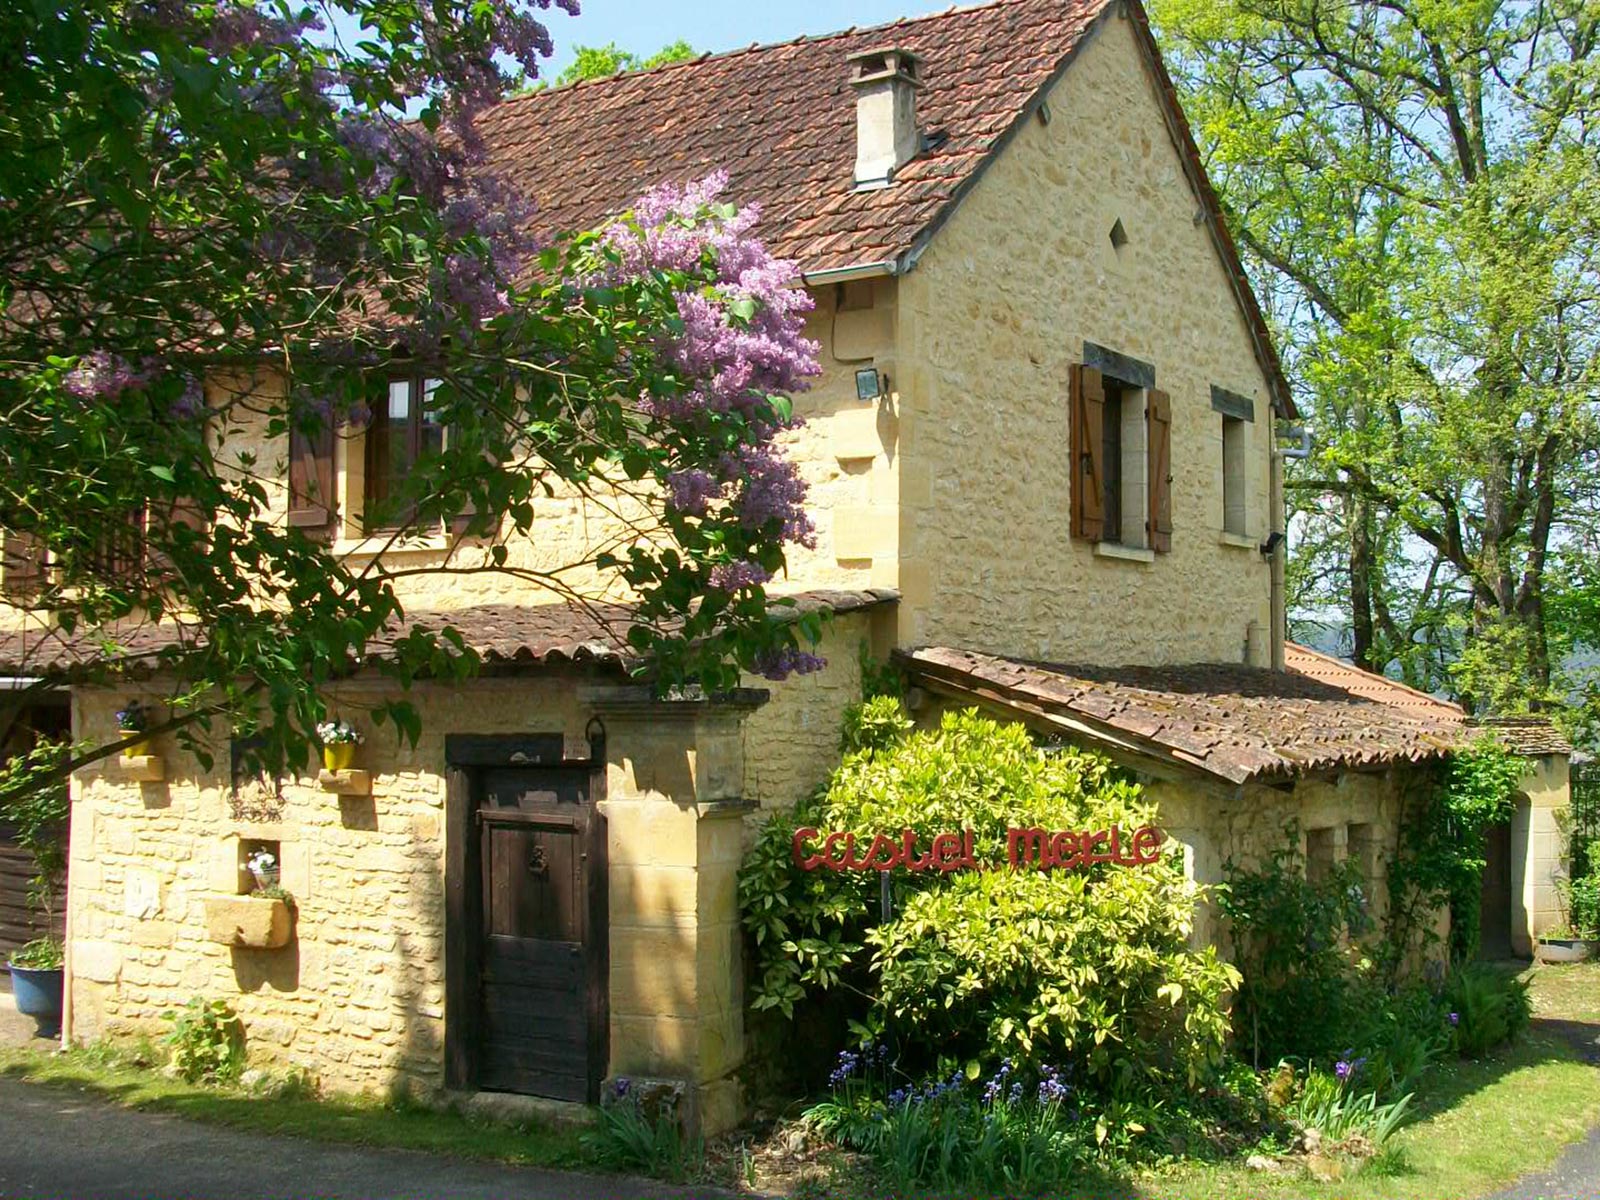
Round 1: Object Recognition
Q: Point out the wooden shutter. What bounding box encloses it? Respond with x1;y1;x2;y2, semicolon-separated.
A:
1;532;46;599
1147;387;1173;553
1070;365;1106;541
288;419;337;542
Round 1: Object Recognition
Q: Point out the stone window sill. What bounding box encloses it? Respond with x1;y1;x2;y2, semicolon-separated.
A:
1217;531;1256;550
334;534;451;558
1093;542;1155;564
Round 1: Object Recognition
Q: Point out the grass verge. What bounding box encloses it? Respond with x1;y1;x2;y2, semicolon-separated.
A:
0;1043;593;1171
1138;1027;1600;1200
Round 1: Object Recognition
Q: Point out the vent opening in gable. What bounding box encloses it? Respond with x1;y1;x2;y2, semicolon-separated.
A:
1109;218;1129;252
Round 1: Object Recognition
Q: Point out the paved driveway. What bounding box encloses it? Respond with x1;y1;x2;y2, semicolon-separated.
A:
0;1075;732;1200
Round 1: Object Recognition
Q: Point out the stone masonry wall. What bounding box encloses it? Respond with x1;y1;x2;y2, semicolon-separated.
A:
66;677;596;1099
893;9;1277;666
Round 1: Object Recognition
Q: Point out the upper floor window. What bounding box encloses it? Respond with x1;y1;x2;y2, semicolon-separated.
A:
1071;354;1171;553
1210;386;1256;539
366;375;444;531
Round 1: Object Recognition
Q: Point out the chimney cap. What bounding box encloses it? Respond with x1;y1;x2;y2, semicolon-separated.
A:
846;46;923;88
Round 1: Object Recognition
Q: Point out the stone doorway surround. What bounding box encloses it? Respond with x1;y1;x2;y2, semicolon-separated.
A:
442;686;766;1136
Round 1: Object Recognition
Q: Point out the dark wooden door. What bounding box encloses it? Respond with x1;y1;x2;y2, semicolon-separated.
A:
1479;820;1513;960
476;766;605;1101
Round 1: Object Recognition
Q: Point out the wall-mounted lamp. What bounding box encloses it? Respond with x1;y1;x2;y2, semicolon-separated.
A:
1259;531;1285;558
855;366;888;402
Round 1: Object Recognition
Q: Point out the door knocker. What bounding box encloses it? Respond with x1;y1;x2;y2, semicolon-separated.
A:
526;844;549;880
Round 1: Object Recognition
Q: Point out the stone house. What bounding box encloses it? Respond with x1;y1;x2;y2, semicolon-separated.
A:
0;0;1572;1131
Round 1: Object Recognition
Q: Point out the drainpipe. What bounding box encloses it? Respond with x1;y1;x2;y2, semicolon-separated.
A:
1268;426;1312;670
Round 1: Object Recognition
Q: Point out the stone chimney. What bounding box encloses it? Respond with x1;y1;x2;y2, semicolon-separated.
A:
847;47;923;189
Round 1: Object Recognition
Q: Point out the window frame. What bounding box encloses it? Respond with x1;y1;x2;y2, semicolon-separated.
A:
364;373;446;532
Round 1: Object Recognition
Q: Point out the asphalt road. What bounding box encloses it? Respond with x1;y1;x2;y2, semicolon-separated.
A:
0;1076;732;1200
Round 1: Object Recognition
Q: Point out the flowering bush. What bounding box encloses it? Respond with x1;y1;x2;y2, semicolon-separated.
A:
315;720;364;747
742;697;1239;1133
2;0;827;811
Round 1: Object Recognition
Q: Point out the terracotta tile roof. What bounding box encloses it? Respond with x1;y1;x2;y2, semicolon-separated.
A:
474;0;1293;414
1470;716;1573;758
480;0;1109;277
1284;642;1465;718
0;589;898;679
901;646;1466;783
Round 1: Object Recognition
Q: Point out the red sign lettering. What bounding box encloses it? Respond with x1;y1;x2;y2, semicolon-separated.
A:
793;824;1165;872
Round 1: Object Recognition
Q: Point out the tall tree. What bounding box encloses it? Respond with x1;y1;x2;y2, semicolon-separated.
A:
1153;0;1600;712
0;3;821;800
554;39;698;86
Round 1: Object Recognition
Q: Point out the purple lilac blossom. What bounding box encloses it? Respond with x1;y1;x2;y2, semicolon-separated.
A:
708;560;772;592
752;647;825;681
667;469;721;516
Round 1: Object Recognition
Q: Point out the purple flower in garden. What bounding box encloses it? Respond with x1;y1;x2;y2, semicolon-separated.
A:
709;560;772;592
1448;1011;1460;1026
1334;1059;1352;1081
828;1049;859;1088
611;1076;631;1098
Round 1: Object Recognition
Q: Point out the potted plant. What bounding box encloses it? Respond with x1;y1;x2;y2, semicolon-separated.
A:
245;848;280;892
115;700;152;756
3;775;68;1038
1543;869;1600;962
316;719;363;772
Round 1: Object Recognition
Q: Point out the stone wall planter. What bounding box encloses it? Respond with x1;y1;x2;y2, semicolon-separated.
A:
117;754;164;782
318;768;371;796
1535;937;1597;964
203;894;292;949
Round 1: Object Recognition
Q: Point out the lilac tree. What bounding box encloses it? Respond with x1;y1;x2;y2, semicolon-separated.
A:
0;1;823;797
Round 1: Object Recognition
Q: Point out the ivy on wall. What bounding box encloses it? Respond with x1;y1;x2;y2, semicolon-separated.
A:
1385;739;1525;969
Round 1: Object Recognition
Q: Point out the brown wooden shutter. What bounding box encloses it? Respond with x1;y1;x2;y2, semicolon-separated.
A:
1070;365;1106;541
1;532;46;599
1147;387;1173;553
288;419;337;542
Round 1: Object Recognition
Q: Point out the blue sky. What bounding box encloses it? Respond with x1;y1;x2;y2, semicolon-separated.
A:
536;0;958;79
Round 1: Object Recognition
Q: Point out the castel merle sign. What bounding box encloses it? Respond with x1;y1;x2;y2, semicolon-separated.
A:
791;823;1165;874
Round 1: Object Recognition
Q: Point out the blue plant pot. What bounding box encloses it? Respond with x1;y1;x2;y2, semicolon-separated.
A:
8;965;63;1039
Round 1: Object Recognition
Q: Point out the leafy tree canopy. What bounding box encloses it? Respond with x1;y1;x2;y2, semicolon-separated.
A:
0;2;822;800
1152;0;1600;723
554;39;698;86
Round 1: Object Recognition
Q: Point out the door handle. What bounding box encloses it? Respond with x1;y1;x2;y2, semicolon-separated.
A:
527;845;549;879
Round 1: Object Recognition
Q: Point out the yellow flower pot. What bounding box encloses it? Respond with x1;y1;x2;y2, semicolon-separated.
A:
323;743;357;772
124;738;150;757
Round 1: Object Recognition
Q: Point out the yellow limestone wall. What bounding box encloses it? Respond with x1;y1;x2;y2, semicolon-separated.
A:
168;276;901;620
63;609;876;1128
1513;753;1569;956
892;9;1277;666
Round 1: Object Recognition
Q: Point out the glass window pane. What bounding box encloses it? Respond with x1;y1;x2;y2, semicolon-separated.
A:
388;379;411;421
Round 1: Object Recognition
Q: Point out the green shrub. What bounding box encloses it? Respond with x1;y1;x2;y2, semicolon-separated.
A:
1286;1067;1412;1146
162;997;245;1084
580;1081;702;1182
1220;831;1377;1067
1566;870;1600;940
1444;964;1531;1057
741;700;1238;1113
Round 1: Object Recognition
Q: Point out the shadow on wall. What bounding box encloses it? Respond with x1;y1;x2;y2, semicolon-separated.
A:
394;837;444;1099
231;936;301;994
